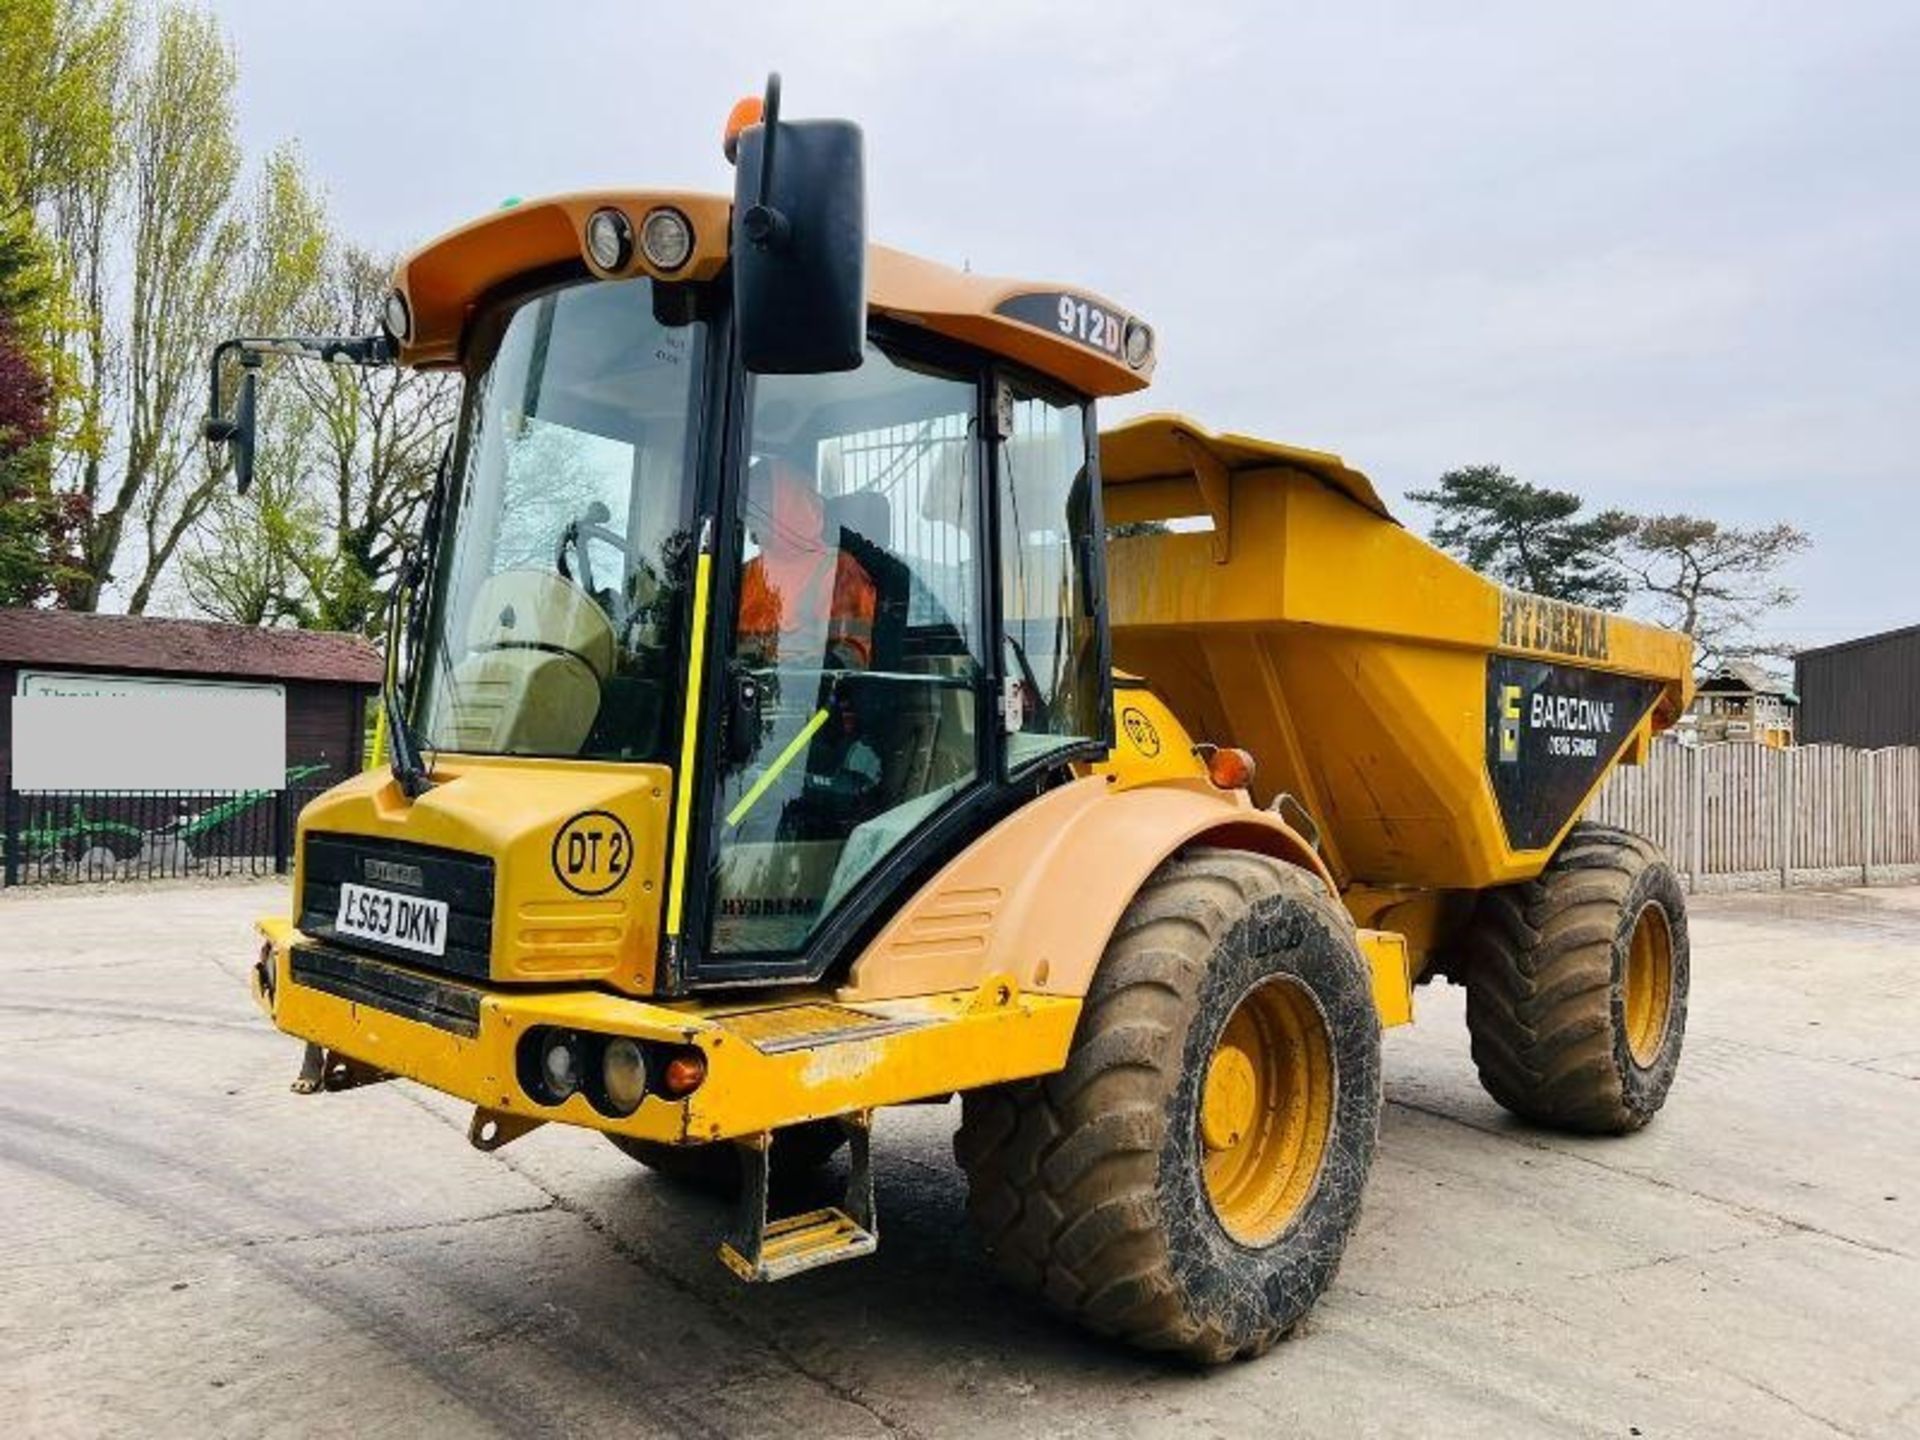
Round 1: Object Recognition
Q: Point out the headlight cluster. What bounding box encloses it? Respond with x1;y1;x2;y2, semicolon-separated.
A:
584;205;694;274
516;1026;708;1117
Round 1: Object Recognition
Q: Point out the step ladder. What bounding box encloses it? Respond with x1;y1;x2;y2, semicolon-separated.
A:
718;1112;877;1282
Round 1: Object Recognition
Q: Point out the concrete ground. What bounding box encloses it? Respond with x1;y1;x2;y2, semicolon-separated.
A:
1;881;1915;1439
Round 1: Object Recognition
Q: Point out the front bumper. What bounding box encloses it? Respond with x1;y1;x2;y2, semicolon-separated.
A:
252;918;1080;1144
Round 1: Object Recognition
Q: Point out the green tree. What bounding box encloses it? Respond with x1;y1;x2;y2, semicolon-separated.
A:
120;137;329;614
0;0;124;603
7;1;438;628
1409;464;1635;609
2;0;129;530
5;2;326;613
0;206;87;602
1620;513;1809;671
0;0;127;220
0;236;59;601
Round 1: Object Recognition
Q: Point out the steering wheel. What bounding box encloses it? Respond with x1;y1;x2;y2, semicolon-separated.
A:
556;501;636;631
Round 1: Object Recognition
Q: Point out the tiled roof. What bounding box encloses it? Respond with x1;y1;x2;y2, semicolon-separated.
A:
1698;659;1796;700
0;609;382;685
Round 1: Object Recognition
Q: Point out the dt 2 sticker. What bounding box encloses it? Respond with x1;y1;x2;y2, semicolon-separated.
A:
1486;656;1663;851
552;810;633;896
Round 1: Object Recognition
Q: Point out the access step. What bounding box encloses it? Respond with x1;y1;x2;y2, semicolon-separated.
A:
718;1112;877;1282
720;1206;877;1281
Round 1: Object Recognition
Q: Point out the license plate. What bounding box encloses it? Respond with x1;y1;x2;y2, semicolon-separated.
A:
335;881;449;957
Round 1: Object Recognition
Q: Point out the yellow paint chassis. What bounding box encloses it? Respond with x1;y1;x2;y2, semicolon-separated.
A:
255;907;1412;1147
255;919;1081;1145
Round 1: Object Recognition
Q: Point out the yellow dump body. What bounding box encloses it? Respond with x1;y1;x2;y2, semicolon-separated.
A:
1101;414;1693;895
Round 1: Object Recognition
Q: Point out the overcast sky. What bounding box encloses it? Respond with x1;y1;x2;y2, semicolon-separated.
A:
205;1;1917;647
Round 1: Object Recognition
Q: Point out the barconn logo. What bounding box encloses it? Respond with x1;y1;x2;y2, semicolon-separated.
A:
1530;692;1615;735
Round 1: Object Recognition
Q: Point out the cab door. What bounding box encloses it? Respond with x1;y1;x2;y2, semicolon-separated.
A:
992;373;1111;777
694;333;990;978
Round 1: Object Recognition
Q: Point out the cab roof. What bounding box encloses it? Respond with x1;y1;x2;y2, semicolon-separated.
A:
391;189;1154;398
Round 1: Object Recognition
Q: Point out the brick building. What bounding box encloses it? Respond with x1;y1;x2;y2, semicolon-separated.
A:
0;609;381;789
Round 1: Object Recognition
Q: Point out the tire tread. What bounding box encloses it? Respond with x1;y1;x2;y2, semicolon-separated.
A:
955;849;1358;1359
1463;821;1686;1133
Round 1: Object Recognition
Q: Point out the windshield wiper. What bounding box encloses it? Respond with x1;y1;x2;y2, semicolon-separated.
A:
382;438;460;801
382;589;432;800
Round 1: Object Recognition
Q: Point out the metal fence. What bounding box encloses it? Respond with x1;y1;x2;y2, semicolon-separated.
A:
1588;740;1920;891
1;778;335;887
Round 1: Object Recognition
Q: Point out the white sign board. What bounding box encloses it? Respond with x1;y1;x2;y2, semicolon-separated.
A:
12;671;286;792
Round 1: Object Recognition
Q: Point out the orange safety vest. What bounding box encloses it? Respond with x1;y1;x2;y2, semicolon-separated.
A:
737;462;877;668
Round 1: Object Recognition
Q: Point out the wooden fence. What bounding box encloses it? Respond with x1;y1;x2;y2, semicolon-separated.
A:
1587;741;1920;890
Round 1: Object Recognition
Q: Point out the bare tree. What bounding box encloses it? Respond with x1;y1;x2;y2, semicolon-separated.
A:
280;244;456;635
182;239;455;634
179;389;322;626
1620;513;1810;671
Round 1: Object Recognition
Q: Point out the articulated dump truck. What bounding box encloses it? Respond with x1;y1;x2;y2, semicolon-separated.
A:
210;81;1693;1362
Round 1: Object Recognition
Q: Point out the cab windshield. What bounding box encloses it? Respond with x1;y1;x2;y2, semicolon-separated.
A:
414;278;707;761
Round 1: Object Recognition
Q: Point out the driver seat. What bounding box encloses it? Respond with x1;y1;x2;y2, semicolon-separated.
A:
441;570;614;754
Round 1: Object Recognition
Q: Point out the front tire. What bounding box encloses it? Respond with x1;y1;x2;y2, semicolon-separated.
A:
1463;822;1690;1133
955;848;1382;1363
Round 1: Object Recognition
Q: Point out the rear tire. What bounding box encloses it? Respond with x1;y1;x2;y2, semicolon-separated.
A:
1463;822;1689;1133
607;1120;847;1194
955;848;1382;1363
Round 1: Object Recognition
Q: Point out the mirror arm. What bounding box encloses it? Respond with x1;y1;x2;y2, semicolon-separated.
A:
741;71;792;252
202;338;246;443
201;333;395;443
756;71;781;208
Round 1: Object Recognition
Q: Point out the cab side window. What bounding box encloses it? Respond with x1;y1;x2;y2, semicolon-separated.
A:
997;382;1104;772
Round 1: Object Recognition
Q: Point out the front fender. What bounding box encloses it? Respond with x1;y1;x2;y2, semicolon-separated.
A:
840;776;1330;1003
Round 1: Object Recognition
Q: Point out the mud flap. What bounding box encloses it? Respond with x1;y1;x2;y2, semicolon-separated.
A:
719;1112;877;1282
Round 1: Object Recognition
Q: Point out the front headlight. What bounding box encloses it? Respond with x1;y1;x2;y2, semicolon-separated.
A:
598;1038;648;1117
533;1029;582;1101
382;288;412;343
585;207;634;270
640;207;693;272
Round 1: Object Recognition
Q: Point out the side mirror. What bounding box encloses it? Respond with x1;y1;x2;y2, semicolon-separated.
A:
203;361;259;495
731;74;867;374
200;333;392;497
229;368;259;495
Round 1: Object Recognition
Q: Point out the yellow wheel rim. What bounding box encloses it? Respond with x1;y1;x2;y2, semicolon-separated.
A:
1623;902;1675;1068
1199;977;1335;1246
